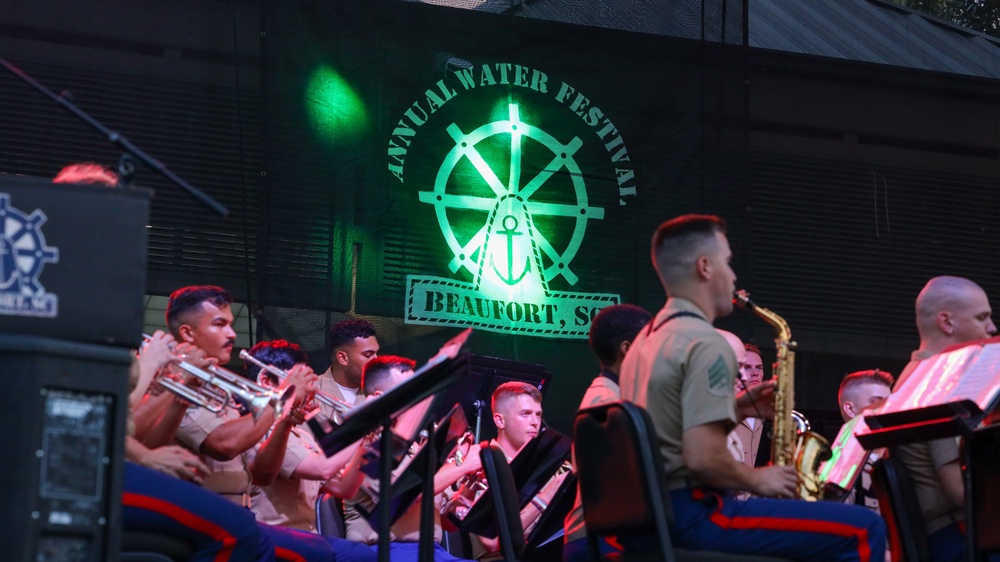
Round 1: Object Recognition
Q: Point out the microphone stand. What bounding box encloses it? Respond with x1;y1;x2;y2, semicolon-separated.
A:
0;57;229;218
472;399;485;442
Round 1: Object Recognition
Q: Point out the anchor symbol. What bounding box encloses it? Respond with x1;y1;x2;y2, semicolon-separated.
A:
490;214;529;285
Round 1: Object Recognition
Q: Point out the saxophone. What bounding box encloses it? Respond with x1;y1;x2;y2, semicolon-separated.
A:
733;290;832;501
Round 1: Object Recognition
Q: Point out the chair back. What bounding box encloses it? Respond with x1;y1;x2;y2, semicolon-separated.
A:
573;401;675;555
968;423;1000;554
315;492;347;538
480;442;526;562
871;456;930;562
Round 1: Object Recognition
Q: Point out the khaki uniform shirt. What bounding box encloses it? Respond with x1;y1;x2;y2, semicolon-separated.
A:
892;352;964;535
619;297;737;490
176;406;254;505
730;418;764;468
314;370;362;426
243;425;325;532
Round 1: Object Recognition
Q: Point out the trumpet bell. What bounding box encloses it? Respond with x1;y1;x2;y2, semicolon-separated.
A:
232;384;296;420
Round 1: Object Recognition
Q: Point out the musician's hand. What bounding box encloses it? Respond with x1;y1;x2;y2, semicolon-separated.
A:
283;365;317;405
173;343;217;370
441;492;474;520
283;403;309;426
459;444;483;475
749;464;798;498
138;331;179;372
141;445;210;485
736;380;776;421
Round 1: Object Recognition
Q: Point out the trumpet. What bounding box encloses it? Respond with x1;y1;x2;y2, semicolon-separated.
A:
141;334;294;420
445;430;477;467
155;373;230;413
239;349;353;424
178;360;294;420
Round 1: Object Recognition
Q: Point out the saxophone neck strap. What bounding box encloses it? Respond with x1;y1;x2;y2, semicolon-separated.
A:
647;310;706;336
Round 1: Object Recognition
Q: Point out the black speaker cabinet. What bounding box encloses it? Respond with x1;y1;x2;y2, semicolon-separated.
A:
0;176;148;560
1;335;130;561
0;176;148;347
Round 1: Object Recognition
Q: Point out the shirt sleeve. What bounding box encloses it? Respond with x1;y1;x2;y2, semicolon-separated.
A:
176;407;229;452
929;436;960;469
680;335;737;432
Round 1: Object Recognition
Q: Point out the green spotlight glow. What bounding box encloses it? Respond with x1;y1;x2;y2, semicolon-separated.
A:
305;65;369;144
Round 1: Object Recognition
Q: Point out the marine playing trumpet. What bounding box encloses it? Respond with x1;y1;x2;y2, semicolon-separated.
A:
141;333;295;419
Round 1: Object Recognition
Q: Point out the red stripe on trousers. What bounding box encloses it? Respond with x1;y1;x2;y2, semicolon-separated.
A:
708;511;871;562
122;492;238;562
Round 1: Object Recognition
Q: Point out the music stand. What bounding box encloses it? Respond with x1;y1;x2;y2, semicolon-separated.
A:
452;427;573;541
855;336;1000;562
309;328;471;562
359;405;470;530
857;336;1000;450
430;355;552;442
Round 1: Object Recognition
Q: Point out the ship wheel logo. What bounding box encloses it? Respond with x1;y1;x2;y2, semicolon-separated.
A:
418;103;604;295
0;194;60;317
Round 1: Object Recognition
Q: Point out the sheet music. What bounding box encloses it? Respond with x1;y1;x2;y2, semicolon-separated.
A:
949;341;1000;406
882;344;977;412
879;339;1000;414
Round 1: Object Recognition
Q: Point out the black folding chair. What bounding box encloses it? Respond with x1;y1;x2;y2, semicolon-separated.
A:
315;492;347;538
480;442;526;562
573;401;789;562
966;424;1000;561
870;456;930;562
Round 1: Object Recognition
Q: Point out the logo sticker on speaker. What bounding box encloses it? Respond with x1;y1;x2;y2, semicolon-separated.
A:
0;193;59;318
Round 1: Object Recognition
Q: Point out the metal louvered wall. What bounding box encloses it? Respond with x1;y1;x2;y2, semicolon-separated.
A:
0;60;263;300
747;151;1000;345
0;0;266;304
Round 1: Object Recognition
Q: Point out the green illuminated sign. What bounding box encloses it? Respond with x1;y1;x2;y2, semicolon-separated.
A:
394;63;632;338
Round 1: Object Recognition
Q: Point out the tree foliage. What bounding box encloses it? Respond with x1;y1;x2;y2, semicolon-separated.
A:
890;0;1000;37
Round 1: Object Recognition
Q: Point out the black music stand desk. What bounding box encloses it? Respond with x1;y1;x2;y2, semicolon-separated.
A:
309;331;470;562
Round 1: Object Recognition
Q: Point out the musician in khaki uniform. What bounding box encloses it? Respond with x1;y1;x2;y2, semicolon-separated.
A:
242;339;377;562
315;320;379;420
730;344;766;468
892;276;998;562
166;284;356;562
834;369;893;512
165;286;297;507
618;214;886;561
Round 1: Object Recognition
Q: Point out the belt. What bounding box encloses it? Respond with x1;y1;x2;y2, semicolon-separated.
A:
218;492;252;509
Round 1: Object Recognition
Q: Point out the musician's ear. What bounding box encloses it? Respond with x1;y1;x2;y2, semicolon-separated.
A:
335;349;349;366
618;339;631;359
694;255;711;280
177;324;196;344
938;311;954;335
493;411;505;429
842;401;857;420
